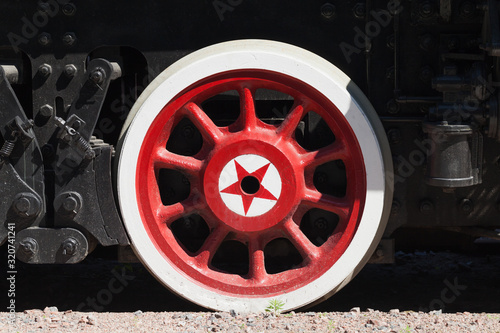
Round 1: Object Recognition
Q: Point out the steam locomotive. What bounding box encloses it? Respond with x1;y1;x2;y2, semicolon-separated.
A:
1;0;498;312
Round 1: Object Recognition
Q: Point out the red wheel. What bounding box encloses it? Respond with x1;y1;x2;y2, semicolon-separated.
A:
117;40;393;312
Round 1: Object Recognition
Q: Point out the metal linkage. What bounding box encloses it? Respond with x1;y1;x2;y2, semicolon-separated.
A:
0;66;45;246
16;227;88;264
54;115;95;161
52;58;129;249
0;117;35;164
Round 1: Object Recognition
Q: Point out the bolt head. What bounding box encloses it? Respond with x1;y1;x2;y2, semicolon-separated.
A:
62;238;78;256
419;34;434;51
391;200;401;215
460;199;474;213
460;1;474;16
314;218;327;230
387;129;401;144
89;69;105;84
420;1;434;16
38;64;52;77
62;3;77;16
182;125;194;138
419;200;434;213
419;66;434;82
19;238;38;256
62;196;78;212
38;33;51;46
39;104;54;117
62;32;76;46
315;172;328;184
353;3;366;19
447;37;459;50
14;196;31;214
386;100;400;114
64;64;77;77
321;3;336;19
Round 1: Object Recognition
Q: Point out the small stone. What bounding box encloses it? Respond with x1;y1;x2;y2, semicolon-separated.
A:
51;317;61;322
367;308;375;313
430;309;442;315
389;309;400;315
78;316;87;324
44;306;58;313
304;312;316;316
214;313;222;319
247;317;255;323
368;319;388;327
134;310;143;316
350;307;361;313
185;314;194;320
195;316;203;321
64;310;72;314
86;315;97;325
178;321;186;327
285;324;291;330
230;310;238;317
48;324;58;328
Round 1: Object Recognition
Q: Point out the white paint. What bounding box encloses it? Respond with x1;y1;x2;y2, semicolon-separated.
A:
117;40;393;313
219;154;281;217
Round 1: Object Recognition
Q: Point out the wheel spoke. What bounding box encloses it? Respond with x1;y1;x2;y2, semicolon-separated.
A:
301;142;347;170
239;87;258;130
248;237;267;283
154;148;204;177
182;102;223;145
277;104;305;139
283;218;320;261
302;188;350;219
156;195;205;225
194;225;229;267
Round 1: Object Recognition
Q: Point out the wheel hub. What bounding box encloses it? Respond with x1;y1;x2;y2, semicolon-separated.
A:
204;139;299;232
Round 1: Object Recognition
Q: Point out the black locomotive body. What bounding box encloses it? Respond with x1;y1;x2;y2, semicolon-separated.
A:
1;0;499;311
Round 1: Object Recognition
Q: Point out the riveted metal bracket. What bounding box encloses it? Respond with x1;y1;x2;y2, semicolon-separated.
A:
0;66;45;245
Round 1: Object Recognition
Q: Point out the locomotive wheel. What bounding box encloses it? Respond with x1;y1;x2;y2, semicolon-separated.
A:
117;40;393;312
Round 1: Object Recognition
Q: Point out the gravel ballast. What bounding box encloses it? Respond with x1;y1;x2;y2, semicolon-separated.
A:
2;250;500;332
2;307;500;332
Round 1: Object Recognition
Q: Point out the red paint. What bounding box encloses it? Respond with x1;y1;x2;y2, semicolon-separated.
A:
136;70;366;297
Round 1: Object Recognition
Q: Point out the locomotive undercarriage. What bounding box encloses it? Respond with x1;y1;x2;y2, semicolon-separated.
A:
1;0;500;311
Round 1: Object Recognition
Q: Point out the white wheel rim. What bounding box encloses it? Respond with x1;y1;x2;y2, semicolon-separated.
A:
117;40;393;312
